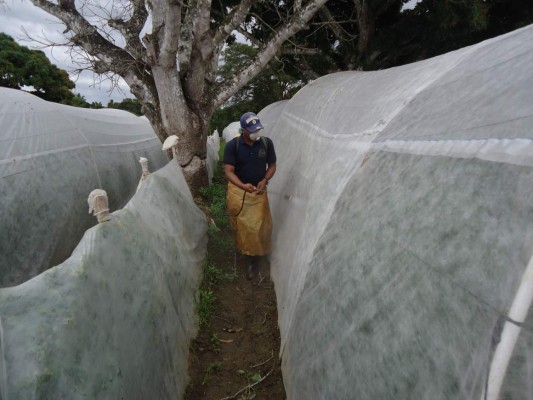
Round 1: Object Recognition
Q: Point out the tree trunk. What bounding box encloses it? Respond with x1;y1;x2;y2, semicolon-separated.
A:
28;0;331;196
148;67;209;196
354;0;375;61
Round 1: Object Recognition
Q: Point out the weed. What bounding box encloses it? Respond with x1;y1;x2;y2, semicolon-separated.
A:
218;139;226;160
204;262;224;286
205;261;238;286
210;332;220;353
207;224;220;236
198;289;216;328
199;183;226;203
200;164;229;228
202;361;222;385
223;266;238;282
233;370;260;399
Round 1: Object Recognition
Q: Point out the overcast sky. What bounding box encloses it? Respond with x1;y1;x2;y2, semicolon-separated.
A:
0;0;131;104
1;1;421;105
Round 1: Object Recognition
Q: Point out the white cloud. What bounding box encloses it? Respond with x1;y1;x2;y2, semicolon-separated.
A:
0;0;130;104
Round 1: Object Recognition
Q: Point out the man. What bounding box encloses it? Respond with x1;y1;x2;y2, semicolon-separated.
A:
223;112;277;280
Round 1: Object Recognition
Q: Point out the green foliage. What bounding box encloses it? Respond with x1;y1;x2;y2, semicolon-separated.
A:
107;98;143;116
204;261;237;287
233;369;262;399
200;177;228;229
210;332;220;353
209;231;234;254
218;139;226;161
62;93;103;109
371;0;533;69
198;289;216;328
0;33;75;103
210;43;306;133
202;361;222;385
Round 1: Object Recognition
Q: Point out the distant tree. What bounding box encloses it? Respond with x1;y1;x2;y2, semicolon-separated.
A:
0;33;75;103
28;0;333;194
107;98;143;116
60;93;103;109
210;43;306;134
63;92;89;107
369;0;533;68
89;101;104;109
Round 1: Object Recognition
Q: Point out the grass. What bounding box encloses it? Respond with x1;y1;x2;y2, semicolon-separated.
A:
198;289;216;329
200;184;228;228
202;361;222;385
204;261;237;287
210;332;220;353
195;138;235;330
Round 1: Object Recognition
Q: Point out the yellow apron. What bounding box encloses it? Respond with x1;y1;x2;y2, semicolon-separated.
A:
226;182;272;256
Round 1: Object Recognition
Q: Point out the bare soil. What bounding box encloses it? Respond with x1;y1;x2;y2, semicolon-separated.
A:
185;193;286;399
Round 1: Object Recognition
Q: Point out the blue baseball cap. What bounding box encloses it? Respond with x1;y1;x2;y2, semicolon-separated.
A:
240;112;264;132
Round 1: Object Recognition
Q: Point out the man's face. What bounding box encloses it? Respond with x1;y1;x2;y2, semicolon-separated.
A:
247;128;263;141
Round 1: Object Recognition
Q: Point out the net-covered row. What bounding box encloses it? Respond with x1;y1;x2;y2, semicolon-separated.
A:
222;121;240;143
259;24;533;400
206;130;220;184
0;160;207;399
0;88;168;287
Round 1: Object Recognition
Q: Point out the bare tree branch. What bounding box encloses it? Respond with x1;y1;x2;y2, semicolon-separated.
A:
179;0;199;71
299;56;321;80
107;0;149;60
318;5;357;43
193;0;213;53
236;26;262;47
212;0;256;49
151;0;182;68
30;0;146;75
213;0;330;108
280;47;320;55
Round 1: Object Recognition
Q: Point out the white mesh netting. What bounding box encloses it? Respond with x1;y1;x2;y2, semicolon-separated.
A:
222;121;241;143
0;160;207;399
0;88;168;287
206;130;220;184
1;22;532;400
259;24;533;400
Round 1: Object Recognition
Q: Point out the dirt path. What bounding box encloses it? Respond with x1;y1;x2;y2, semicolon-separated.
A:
185;164;286;400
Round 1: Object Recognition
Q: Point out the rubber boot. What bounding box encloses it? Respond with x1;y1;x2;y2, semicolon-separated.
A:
246;256;259;280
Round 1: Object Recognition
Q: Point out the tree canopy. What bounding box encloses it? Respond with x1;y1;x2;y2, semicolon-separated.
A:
0;33;76;103
22;0;533;193
28;0;336;192
107;98;143;116
210;42;306;133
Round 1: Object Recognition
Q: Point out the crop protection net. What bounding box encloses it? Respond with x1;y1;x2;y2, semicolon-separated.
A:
0;23;532;400
259;24;533;400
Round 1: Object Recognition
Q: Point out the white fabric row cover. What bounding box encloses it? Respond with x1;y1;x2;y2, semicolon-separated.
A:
0;160;207;399
222;121;241;143
0;88;168;287
259;24;533;400
206;130;221;184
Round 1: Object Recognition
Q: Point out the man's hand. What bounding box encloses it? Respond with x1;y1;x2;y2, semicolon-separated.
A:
243;183;256;193
255;179;268;193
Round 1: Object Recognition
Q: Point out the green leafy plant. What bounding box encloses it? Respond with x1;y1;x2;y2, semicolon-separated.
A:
210;332;220;353
205;261;238;286
200;166;229;228
198;289;216;328
202;361;222;385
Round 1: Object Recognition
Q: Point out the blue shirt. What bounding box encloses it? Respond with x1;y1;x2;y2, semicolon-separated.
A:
223;136;276;186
